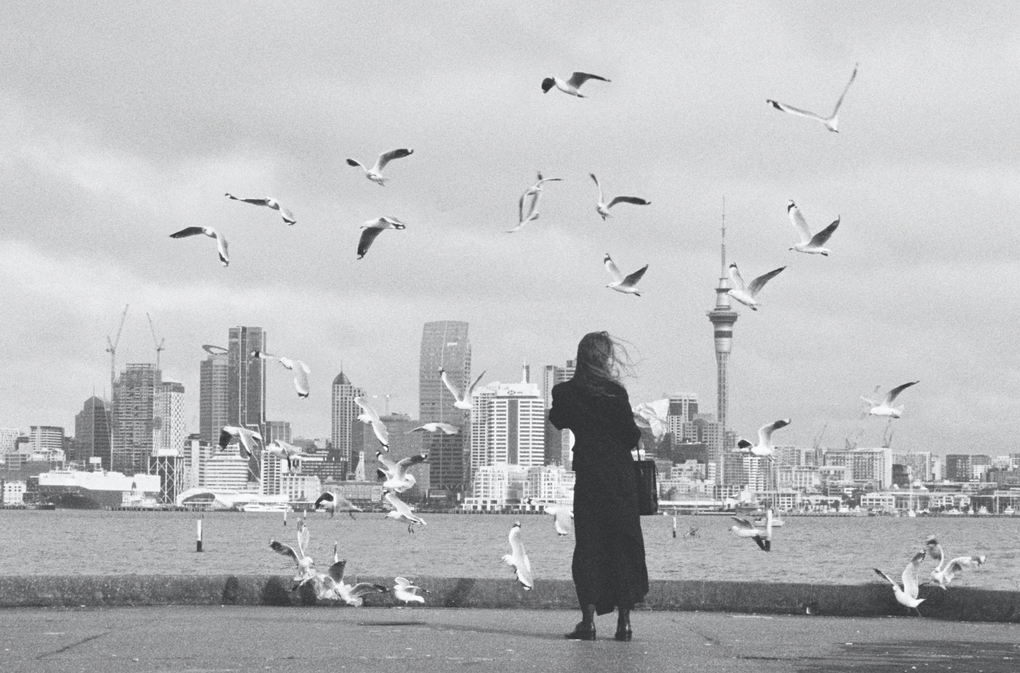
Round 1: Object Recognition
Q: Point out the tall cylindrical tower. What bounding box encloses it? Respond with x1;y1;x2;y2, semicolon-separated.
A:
707;203;738;476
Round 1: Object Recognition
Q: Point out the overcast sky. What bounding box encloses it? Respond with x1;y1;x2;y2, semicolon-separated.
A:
2;2;1018;455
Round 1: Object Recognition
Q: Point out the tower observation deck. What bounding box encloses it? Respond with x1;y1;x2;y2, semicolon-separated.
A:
707;203;738;457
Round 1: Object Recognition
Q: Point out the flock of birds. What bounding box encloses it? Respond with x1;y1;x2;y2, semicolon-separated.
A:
873;536;988;616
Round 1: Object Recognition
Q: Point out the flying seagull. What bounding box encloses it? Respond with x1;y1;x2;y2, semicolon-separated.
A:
541;71;610;97
862;381;919;418
252;350;310;398
729;511;772;552
509;172;561;233
376;451;428;493
382;489;426;533
439;367;486;410
314;491;363;519
269;520;315;586
224;193;296;225
590;174;650;220
406;422;460;435
604;253;648;296
354;396;390;449
264;440;312;472
736;419;792;460
201;344;228;355
924;537;987;589
874;550;926;615
544;504;574;537
169;226;229;267
315;552;388;606
392;577;429;605
766;63;859;132
502;521;534;589
727;263;785;311
788;201;840;256
218;425;263;459
346;149;414;185
357;216;406;259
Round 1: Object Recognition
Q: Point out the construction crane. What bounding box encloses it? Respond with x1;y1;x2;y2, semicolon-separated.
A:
373;393;396;416
106;305;129;392
146;312;166;373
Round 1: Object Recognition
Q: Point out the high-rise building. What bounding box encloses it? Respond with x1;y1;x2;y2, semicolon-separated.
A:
227;326;266;432
0;428;20;455
199;350;229;445
152;381;186;456
706;208;738;481
945;454;972;482
73;396;112;469
469;371;546;478
264;421;291;445
542;360;575;466
331;371;365;468
30;426;65;461
666;393;699;436
112;363;159;473
419;320;471;494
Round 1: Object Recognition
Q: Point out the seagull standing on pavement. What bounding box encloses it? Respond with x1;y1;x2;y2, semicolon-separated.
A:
862;381;919;419
590;174;650;221
924;537;987;589
787;200;840;256
874;550;926;615
503;521;534;589
604;253;648;296
224;193;296;225
541;71;610;97
727;263;785;311
346;149;414;185
766;63;859;133
169;226;229;266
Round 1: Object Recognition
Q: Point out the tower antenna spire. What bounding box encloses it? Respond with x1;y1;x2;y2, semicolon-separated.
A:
721;195;726;276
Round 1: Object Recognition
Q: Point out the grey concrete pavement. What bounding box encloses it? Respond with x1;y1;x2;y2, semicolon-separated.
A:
2;606;1019;673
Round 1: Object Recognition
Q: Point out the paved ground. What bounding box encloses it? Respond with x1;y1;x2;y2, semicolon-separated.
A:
1;606;1019;673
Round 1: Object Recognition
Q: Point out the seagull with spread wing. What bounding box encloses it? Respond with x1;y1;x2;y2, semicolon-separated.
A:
874;550;926;615
406;422;460;435
376;451;428;493
509;172;561;233
382;489;426;533
541;71;610;97
270;520;315;587
727;263;785;311
590;174;650;221
730;510;772;552
439;367;486;410
354;396;390;449
346;148;414;185
392;577;429;605
169;226;229;266
544;504;574;537
735;419;791;460
224;193;296;225
218;425;263;459
264;439;312;472
767;63;859;132
788;200;840;256
502;521;534;589
604;253;647;296
357;216;406;259
924;537;987;589
862;381;919;418
252;350;310;398
314;491;363;519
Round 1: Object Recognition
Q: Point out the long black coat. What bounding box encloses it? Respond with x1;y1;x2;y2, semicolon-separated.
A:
548;378;649;614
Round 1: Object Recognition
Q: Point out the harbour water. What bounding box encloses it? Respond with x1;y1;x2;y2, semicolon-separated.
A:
1;510;1014;591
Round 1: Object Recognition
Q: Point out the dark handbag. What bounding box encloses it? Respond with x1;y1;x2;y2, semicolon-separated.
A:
633;447;658;516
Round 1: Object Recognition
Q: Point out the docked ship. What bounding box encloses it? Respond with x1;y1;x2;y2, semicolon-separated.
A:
37;469;161;509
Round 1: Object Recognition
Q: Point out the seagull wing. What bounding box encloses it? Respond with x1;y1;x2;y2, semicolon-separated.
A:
589;173;604;205
288;360;310;397
440;369;464;403
568;72;609;87
169;226;211;239
395;453;428;478
607;196;651;209
314;492;335;508
884;381;919;405
808;217;840;247
346;158;366;170
728;264;747;292
758;419;791;444
376;451;398;475
730;516;755;530
278;205;296;225
466;370;487;396
943;556;986;583
621;264;648;288
374;148;413;173
603;254;624;283
746;267;786;298
924;537;945;570
788;202;813;244
767;99;827;123
349;583;388;597
902;551;926;599
297;521;310;559
327;559;347;583
831;63;859;116
357;226;384;260
270;540;299;564
873;568;898;588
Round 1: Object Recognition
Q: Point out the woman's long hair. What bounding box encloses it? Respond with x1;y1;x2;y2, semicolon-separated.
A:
572;331;633;396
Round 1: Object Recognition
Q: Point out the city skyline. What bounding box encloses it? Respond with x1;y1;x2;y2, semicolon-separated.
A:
3;4;1018;457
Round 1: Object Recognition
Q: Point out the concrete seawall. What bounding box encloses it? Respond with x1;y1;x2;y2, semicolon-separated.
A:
2;575;1018;622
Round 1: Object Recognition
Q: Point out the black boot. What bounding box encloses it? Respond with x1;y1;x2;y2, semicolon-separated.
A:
565;604;596;640
615;608;633;641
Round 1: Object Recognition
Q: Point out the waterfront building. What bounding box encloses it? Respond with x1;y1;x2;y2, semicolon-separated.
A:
264;420;291;446
330;370;365;468
149;451;184;504
112;363;158;474
945;454;972;482
260;454;283;495
281;473;321;502
73;397;112;469
419;320;471;494
521;464;575;503
2;480;26;504
152;381;185;456
464;463;528;510
181;435;214;492
892;451;937;483
970;454;992;482
822;447;892;490
777;465;822;492
469;371;545;478
320;478;385;507
542;360;575;467
227;326;266;431
0;428;19;455
30;426;65;462
202;449;252;492
706;209;739;480
199;349;229;445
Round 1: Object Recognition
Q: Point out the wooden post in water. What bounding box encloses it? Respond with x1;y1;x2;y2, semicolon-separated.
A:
196;517;203;552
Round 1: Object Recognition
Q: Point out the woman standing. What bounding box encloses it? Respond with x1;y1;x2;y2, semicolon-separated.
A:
548;331;649;641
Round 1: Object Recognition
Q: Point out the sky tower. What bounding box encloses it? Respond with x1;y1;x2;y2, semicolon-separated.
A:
707;201;738;468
